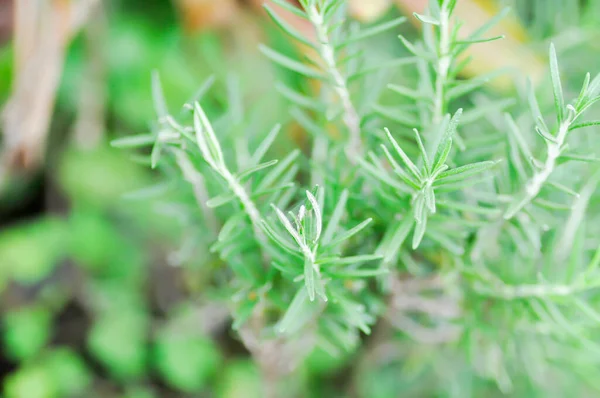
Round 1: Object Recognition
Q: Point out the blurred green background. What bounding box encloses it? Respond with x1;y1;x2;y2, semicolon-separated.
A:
0;0;599;397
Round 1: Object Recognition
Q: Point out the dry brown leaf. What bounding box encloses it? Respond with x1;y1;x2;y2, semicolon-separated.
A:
175;0;239;32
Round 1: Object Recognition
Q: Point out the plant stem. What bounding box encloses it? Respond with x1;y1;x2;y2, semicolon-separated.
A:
221;168;268;248
503;119;570;219
306;4;362;161
174;150;220;235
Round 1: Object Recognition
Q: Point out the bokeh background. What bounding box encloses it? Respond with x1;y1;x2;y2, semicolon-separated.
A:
0;0;599;397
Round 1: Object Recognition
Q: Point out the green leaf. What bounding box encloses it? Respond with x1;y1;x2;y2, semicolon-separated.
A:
110;133;156;148
0;217;68;284
322;189;349;245
327;268;389;278
271;0;308;19
348;57;418;83
432;109;462;171
277;288;317;334
45;349;92;397
257;149;301;191
549;43;565;123
304;258;318;301
385;128;422;181
547;181;580;197
380;145;421;190
505;113;534;163
558;153;600;163
194;102;225;170
251;124;281;166
3;306;51;361
261;220;302;256
122;182;172;201
434;160;499;185
424;185;436;214
412;213;428;249
272;204;304;248
453;35;504;46
446;70;506;100
217;360;263;398
388;84;428;101
373;104;420;127
151;70;169;120
413;128;431;174
533;198;572;211
259;45;326;80
455;7;509;55
378;215;414;264
357;156;413;193
237;159;279;181
425;228;464;255
88;310;148;378
526;79;549;133
569;120;600;131
398;35;433;59
153;329;221;392
437;200;500;216
181;75;216;115
4;365;57;398
319;254;382;266
276;82;323;110
328;218;373;248
264;4;315;48
461;99;515;125
339;17;406;48
534;125;558;144
413;12;439;25
206;193;236;208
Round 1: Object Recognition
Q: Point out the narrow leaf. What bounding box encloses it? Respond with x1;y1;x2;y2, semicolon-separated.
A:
194;102;225;169
327;268;389;278
277;288;315;334
260;45;326;79
110;134;156;148
272;0;308;19
251;124;281;166
320;254;383;266
385;128;422;181
549;43;565;123
306;189;322;242
454;35;504;45
276;82;323;110
237;159;279;181
434;160;498;185
151;70;168;120
373;104;420;127
328;218;373;248
273;204;304;248
264;4;315;48
339;17;406;48
569;120;600;131
388;84;428;100
380;216;414;264
304;258;317;301
413;12;439;25
322;189;349;245
412;213;428;249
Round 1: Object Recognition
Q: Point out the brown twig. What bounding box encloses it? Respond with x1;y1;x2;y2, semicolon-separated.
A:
0;0;99;188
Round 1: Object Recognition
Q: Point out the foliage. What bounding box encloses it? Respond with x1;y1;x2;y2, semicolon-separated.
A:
2;0;600;397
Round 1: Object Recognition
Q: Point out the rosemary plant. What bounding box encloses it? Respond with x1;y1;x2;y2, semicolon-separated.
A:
113;0;600;395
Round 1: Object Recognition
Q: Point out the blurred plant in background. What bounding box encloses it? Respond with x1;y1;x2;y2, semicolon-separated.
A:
0;0;600;397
